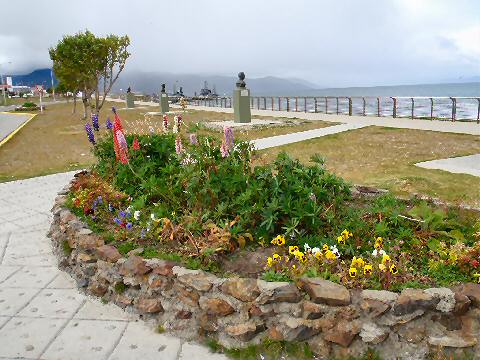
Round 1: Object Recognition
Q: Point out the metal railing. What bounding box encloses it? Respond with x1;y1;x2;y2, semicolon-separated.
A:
188;96;480;123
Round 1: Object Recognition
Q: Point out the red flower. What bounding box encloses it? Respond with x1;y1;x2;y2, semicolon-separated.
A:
83;207;94;215
471;259;479;268
133;137;140;151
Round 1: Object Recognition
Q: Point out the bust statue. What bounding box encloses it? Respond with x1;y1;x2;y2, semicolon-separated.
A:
236;72;246;88
127;87;131;93
161;84;166;93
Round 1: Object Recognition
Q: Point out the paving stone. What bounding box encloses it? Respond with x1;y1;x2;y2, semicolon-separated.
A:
108;322;181;360
0;287;39;316
46;272;77;289
0;265;22;283
18;289;85;319
1;266;58;288
74;300;131;321
0;316;67;359
0;315;11;328
179;342;229;360
42;319;127;360
0;222;22;233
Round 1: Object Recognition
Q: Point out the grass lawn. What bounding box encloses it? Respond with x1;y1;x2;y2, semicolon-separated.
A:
258;126;480;207
0;102;332;182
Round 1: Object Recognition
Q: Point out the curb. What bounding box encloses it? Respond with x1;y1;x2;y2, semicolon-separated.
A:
0;112;38;148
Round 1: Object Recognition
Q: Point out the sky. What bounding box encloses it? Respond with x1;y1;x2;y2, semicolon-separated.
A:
0;0;479;88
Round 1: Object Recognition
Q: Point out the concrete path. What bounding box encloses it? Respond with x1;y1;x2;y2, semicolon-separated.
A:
0;172;227;360
253;123;367;150
0;112;35;144
416;154;480;177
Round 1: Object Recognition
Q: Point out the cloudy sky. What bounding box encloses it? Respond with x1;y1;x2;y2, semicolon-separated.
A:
1;0;479;87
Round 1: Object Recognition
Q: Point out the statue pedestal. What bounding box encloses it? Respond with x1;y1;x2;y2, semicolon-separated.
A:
233;88;251;123
126;93;135;108
159;92;169;113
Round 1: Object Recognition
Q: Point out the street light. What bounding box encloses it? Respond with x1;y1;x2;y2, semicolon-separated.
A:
0;61;12;106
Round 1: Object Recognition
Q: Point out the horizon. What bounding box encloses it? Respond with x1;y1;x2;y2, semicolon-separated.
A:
1;0;479;88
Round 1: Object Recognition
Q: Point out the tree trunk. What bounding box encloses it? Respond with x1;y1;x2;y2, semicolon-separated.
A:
82;96;89;120
72;94;77;114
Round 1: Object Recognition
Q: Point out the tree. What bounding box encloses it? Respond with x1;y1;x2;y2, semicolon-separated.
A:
49;30;130;119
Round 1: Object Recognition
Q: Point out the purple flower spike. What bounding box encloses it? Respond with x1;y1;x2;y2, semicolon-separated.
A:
112;107;117;114
113;217;121;225
189;133;198;145
224;126;234;149
85;123;96;145
119;211;126;218
106;117;113;130
91;113;99;131
126;223;132;230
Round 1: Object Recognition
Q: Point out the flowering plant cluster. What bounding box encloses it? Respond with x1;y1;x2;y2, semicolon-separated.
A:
265;230;402;289
75;108;479;290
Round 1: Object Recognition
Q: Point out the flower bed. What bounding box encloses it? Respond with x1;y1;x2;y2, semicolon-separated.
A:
48;108;480;358
70;108;480;292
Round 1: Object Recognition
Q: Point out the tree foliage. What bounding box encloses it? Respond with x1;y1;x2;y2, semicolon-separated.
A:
49;30;130;118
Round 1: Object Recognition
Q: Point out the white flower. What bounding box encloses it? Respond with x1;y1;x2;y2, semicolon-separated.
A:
134;211;140;220
312;247;320;254
126;206;132;213
372;249;386;257
331;245;341;258
304;243;311;252
150;213;155;220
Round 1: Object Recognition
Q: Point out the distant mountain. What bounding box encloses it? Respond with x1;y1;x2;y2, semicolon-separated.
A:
112;71;316;96
7;68;57;88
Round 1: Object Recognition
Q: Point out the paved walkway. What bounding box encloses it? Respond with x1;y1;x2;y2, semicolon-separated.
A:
416;154;480;177
0;112;35;144
0;172;227;360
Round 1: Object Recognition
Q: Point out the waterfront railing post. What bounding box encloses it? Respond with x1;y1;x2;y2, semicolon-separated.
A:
348;97;352;116
336;97;339;115
391;97;397;118
377;97;381;117
411;98;414;119
314;97;318;113
263;97;266;110
477;98;480;124
304;97;307;113
287;97;290;112
295;97;298;112
325;97;328;114
450;97;456;122
363;97;366;116
278;97;281;111
430;98;434;120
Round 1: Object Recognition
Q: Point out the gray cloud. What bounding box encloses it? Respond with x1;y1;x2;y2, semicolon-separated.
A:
1;0;479;87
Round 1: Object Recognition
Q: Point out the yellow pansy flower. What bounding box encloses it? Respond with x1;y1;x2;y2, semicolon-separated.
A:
272;235;285;246
337;236;346;245
351;256;365;268
289;246;299;254
374;237;383;249
267;257;273;267
325;250;336;261
382;254;391;265
364;263;373;275
389;263;398;275
473;273;480;283
322;244;329;252
379;263;386;271
273;253;281;262
349;267;358;278
315;251;322;260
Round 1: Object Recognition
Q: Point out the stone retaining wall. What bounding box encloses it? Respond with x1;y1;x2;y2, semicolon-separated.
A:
49;190;480;360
